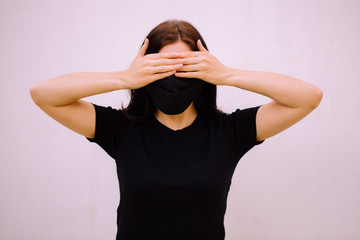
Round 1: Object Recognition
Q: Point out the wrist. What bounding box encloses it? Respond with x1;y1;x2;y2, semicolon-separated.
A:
112;70;128;90
220;68;243;86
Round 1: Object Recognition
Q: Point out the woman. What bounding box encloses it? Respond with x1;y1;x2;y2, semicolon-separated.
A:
30;20;323;240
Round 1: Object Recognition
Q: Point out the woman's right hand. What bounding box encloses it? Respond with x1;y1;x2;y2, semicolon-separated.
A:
121;38;184;89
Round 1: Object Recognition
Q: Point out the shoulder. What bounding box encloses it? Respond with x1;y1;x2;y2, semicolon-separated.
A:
206;106;261;124
92;103;121;113
92;103;126;119
91;103;135;129
205;107;262;143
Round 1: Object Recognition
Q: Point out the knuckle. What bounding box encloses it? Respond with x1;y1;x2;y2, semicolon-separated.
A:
143;59;150;65
146;54;155;60
148;59;155;65
143;67;152;75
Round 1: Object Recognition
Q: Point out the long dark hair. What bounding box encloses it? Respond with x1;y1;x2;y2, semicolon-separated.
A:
122;20;220;122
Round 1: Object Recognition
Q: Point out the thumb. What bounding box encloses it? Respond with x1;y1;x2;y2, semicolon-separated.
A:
197;39;207;52
137;38;149;58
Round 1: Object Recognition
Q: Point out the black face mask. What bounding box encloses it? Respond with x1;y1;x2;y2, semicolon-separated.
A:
146;74;204;115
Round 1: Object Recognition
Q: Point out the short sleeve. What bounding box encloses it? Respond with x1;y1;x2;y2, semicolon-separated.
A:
86;103;127;159
223;106;264;159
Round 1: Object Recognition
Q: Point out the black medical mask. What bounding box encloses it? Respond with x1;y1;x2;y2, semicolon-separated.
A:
146;74;204;115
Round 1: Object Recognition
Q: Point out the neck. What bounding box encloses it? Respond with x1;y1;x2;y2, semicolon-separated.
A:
154;102;198;131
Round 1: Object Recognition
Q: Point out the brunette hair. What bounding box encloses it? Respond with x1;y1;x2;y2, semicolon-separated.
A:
122;20;220;121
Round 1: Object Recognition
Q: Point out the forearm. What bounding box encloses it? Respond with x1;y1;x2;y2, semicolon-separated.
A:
30;71;124;107
223;68;323;109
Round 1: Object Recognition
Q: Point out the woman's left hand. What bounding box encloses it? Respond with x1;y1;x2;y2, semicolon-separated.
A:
175;40;231;85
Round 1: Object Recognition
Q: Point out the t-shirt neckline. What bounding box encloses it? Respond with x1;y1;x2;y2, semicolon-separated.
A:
152;112;201;133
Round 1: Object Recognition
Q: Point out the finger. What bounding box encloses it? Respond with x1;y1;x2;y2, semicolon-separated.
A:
182;57;202;65
137;38;149;58
152;58;184;67
197;39;208;52
147;51;180;60
175;71;202;79
175;51;201;58
150;64;183;74
177;63;202;72
150;70;176;82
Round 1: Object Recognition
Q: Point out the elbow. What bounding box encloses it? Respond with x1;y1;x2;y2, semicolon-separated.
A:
30;84;43;107
307;86;323;110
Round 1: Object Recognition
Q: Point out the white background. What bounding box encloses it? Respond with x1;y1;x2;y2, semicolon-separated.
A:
1;0;359;239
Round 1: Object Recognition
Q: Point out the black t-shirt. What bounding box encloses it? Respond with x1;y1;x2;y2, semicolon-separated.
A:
87;104;263;240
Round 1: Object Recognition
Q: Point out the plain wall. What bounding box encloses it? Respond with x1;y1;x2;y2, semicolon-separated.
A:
1;0;359;239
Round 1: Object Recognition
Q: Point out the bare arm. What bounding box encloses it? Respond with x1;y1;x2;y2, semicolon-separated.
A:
175;40;323;141
31;72;122;107
30;38;184;139
30;72;123;139
223;69;323;141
